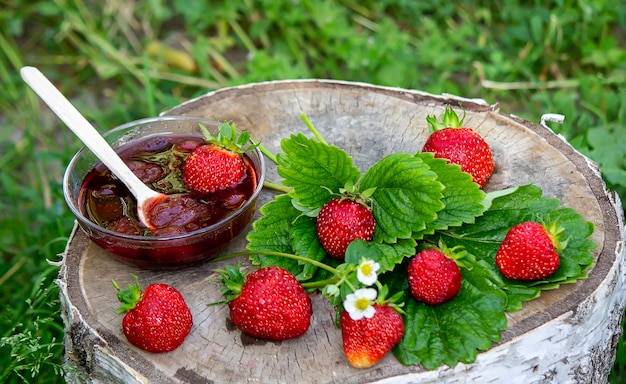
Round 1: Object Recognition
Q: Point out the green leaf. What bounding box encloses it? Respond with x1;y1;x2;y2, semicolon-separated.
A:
433;184;596;311
246;194;303;275
416;152;487;234
345;238;417;273
394;254;507;369
290;212;327;280
276;133;361;208
520;207;595;287
438;185;559;252
360;152;445;243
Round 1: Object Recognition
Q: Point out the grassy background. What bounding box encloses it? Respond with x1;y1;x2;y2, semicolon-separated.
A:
1;1;625;382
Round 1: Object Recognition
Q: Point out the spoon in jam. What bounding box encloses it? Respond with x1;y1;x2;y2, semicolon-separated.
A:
20;66;167;231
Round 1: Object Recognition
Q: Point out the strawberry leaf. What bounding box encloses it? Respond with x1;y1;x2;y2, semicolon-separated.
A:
290;213;327;280
277;133;361;208
415;152;487;235
345;238;417;272
247;194;303;275
360;153;445;243
394;253;507;369
433;184;596;311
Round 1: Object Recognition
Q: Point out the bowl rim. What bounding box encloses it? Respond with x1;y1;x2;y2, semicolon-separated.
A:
62;115;266;242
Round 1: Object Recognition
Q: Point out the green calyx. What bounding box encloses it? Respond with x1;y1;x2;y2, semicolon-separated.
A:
212;263;246;304
426;105;466;133
543;220;569;254
335;181;376;209
112;274;142;314
373;284;406;314
199;121;259;154
430;240;470;270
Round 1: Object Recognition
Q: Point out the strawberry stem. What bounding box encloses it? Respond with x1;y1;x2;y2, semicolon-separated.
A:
262;180;292;193
252;139;278;164
300;112;328;145
301;277;340;289
213;250;341;276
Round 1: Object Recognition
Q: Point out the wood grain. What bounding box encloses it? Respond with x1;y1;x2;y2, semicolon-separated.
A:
59;80;625;384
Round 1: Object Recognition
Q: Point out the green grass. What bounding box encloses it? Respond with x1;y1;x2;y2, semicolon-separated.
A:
1;1;625;382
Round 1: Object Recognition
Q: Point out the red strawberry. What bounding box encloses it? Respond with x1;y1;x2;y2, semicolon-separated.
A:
183;121;255;194
340;304;404;368
112;275;192;353
216;265;312;340
495;221;564;280
407;247;463;305
422;106;494;187
316;197;376;259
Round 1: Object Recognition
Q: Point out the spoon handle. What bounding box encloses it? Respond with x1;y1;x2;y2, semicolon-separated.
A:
20;66;159;200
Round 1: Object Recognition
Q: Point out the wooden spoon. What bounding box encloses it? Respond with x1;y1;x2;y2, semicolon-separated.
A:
20;66;166;231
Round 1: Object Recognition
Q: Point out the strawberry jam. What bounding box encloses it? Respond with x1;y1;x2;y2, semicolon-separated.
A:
79;134;258;237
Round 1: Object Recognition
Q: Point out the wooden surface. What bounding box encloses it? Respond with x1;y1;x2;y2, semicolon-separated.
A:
59;80;626;384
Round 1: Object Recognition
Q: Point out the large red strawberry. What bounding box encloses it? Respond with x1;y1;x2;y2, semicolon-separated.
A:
112;275;192;353
183;121;254;194
495;221;564;280
422;106;494;187
216;265;312;340
407;247;463;305
340;304;404;368
316;196;375;259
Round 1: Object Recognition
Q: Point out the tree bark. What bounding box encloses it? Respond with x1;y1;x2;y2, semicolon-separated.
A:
58;80;626;384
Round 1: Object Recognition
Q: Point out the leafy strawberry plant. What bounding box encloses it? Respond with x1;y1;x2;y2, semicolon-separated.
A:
390;184;595;367
240;114;596;370
248;133;485;279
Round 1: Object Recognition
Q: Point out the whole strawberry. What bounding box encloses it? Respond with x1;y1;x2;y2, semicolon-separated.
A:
112;275;192;353
422;106;494;187
407;247;463;305
317;196;375;259
340;304;404;368
184;121;255;194
216;265;312;340
495;221;563;280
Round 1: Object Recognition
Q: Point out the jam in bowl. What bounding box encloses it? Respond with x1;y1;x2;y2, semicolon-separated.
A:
63;116;265;269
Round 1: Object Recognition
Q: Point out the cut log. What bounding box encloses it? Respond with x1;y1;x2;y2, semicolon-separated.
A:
58;80;626;384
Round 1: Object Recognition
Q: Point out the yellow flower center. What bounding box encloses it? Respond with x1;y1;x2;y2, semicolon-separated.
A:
360;263;372;276
355;297;371;311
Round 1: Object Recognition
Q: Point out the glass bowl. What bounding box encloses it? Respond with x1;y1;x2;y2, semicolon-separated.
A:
63;116;265;269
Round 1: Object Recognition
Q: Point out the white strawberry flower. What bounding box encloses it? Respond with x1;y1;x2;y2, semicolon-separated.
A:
356;259;380;286
343;288;377;320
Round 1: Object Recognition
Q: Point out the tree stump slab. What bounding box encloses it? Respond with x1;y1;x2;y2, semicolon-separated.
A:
58;80;626;384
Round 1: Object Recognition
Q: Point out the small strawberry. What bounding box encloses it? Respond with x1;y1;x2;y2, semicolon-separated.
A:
422;106;494;187
215;265;312;340
112;275;192;353
316;195;376;259
495;221;564;280
407;245;463;305
340;302;404;368
183;121;255;194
